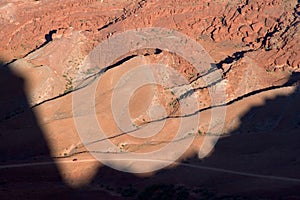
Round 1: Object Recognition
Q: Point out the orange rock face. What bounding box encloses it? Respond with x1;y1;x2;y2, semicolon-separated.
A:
0;0;300;199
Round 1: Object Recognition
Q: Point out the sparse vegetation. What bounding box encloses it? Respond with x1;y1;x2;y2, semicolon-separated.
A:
266;68;272;72
198;129;203;135
63;73;73;93
121;186;137;197
138;184;190;200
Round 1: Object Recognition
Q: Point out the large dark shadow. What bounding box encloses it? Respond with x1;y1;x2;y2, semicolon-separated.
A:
0;61;70;199
1;55;299;199
78;73;300;199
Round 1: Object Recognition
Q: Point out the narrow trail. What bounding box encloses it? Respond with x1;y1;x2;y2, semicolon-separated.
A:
1;158;300;183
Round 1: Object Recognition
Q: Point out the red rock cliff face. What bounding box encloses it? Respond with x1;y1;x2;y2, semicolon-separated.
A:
1;0;299;70
0;0;299;104
0;0;300;199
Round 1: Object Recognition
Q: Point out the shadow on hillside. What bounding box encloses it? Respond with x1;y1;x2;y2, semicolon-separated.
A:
0;57;299;199
0;61;68;199
83;72;300;199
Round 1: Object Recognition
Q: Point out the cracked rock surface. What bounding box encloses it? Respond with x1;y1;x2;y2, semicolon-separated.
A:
0;0;300;199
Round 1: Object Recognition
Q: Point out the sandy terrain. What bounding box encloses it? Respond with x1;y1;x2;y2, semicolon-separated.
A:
0;0;300;199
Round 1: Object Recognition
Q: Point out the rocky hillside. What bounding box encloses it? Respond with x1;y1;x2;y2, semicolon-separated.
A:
0;0;300;199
